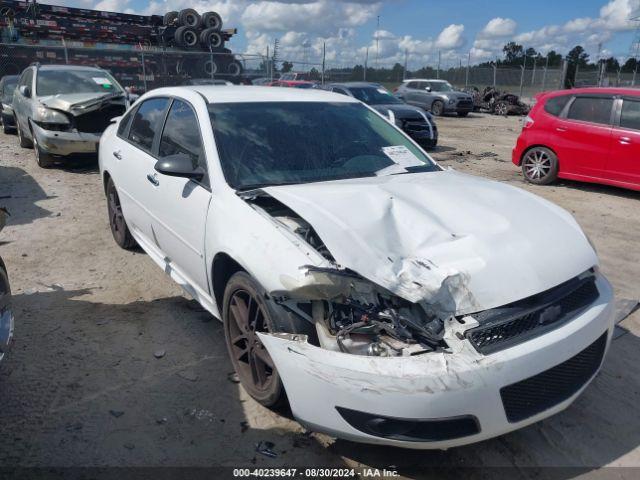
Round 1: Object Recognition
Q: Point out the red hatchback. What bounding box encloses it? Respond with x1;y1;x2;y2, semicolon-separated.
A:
512;87;640;191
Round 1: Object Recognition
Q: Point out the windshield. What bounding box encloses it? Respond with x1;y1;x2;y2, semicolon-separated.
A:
36;69;122;96
430;82;454;92
349;87;401;105
1;78;17;102
209;101;438;190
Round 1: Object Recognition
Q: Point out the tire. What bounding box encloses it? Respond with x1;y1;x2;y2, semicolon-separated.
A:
222;272;308;408
431;100;444;116
200;28;224;49
163;11;178;25
106;177;137;250
202;59;218;76
3;121;15;134
202;11;222;30
457;111;469;117
495;101;508;116
16;118;32;148
521;147;559;185
178;8;201;28
32;130;54;168
227;59;243;77
174;26;199;48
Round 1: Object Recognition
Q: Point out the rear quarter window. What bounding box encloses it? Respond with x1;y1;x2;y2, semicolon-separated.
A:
543;95;571;116
567;97;613;125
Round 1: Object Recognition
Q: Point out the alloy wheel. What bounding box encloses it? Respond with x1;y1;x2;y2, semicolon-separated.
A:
227;289;275;393
523;149;552;181
108;186;127;243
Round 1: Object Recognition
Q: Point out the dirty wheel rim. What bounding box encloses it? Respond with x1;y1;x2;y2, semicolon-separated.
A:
523;149;552;180
185;31;197;46
33;134;41;164
108;185;126;243
432;102;443;115
227;289;275;392
496;103;507;115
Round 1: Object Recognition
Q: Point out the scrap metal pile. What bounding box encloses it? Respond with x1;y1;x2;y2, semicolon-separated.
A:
0;0;243;90
465;86;530;116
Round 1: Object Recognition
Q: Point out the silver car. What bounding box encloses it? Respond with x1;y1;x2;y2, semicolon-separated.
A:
395;79;474;117
12;64;128;168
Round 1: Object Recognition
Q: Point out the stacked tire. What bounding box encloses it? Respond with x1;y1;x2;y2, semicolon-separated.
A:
163;8;242;78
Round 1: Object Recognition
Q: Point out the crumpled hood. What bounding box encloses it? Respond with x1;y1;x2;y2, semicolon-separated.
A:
39;92;124;113
263;169;597;316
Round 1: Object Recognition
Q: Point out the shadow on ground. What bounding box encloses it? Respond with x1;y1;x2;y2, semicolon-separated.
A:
0;165;53;226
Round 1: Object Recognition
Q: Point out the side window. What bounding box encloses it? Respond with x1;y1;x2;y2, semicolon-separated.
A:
544;95;571;117
567;97;613;126
19;69;33;89
620;99;640;131
159;100;207;183
332;87;348;95
406;82;418;90
117;109;135;137
128;97;169;152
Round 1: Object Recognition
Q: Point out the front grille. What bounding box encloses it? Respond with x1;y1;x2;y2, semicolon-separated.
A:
403;121;430;133
466;274;599;354
457;99;473;107
500;332;607;423
75;104;126;133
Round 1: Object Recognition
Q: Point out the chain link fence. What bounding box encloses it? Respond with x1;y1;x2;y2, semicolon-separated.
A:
0;41;267;92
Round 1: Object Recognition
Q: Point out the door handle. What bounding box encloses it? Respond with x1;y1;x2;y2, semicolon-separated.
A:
556;127;568;132
146;173;159;186
113;150;122;159
619;137;632;145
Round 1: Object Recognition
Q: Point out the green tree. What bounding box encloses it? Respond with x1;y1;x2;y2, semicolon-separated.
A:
622;57;639;73
281;61;293;73
566;45;589;67
502;42;524;65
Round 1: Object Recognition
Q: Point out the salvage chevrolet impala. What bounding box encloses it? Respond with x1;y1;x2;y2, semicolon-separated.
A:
99;86;614;449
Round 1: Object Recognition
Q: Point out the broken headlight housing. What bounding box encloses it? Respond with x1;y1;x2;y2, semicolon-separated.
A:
33;105;73;132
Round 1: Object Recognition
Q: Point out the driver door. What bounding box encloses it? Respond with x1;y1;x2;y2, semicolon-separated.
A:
147;98;211;296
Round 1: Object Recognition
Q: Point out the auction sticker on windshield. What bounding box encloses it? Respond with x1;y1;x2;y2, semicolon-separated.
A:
92;77;113;87
377;145;424;176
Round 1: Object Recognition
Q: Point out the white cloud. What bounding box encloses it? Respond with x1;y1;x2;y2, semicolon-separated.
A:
479;17;517;38
435;24;465;49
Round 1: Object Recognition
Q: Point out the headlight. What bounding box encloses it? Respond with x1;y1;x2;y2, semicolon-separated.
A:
448;99;456;104
35;105;71;125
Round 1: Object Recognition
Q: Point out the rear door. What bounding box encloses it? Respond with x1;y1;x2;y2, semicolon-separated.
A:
607;96;640;185
113;97;170;245
148;98;211;295
553;95;614;178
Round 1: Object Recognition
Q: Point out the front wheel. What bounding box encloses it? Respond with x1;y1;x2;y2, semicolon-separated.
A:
521;147;558;185
431;100;444;116
33;132;54;168
16;118;33;148
106;177;137;249
495;101;509;116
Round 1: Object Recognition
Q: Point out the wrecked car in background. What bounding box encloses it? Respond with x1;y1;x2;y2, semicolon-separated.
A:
466;86;530;116
0;207;14;363
0;75;19;134
12;64;128;168
99;86;614;449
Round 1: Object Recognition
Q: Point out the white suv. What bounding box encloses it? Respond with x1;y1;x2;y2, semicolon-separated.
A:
99;85;614;449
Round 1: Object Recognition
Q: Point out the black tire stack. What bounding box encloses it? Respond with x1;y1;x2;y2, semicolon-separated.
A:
163;8;242;78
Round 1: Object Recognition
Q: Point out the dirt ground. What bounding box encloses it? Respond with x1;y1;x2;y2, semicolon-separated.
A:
0;112;639;478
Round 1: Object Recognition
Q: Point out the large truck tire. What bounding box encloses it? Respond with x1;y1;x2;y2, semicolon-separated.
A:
202;11;222;30
203;59;219;76
174;26;199;48
178;8;201;28
200;28;224;49
163;11;178;25
227;59;243;77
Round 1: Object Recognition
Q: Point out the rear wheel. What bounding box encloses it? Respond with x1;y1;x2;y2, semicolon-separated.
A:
495;101;509;116
431;100;444;116
163;11;178;25
106;177;137;250
200;28;224;49
202;11;222;30
178;8;201;28
227;60;243;77
174;26;198;48
521;147;558;185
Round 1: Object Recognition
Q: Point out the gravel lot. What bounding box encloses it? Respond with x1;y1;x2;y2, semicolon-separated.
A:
0;112;639;478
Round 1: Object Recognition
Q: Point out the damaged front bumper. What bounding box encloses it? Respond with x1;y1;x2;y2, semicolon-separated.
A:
32;121;100;157
259;273;614;449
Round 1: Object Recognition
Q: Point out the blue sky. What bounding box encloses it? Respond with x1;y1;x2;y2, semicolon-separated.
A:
62;0;639;68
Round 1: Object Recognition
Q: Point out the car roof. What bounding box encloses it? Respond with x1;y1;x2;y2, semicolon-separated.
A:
36;64;106;72
543;87;640;97
150;85;359;104
328;82;383;88
403;78;448;83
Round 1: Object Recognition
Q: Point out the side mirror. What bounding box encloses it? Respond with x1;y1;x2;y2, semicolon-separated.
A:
424;86;432;92
154;153;204;180
19;85;31;98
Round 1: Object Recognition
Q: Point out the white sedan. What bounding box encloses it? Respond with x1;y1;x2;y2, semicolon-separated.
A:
99;86;614;449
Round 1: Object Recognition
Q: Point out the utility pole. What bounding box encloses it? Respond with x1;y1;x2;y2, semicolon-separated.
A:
375;15;380;69
321;41;326;85
403;48;408;80
465;50;470;87
437;50;441;79
542;54;549;91
364;47;369;81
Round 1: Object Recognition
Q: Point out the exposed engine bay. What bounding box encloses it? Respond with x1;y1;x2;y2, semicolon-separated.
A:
244;191;449;357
